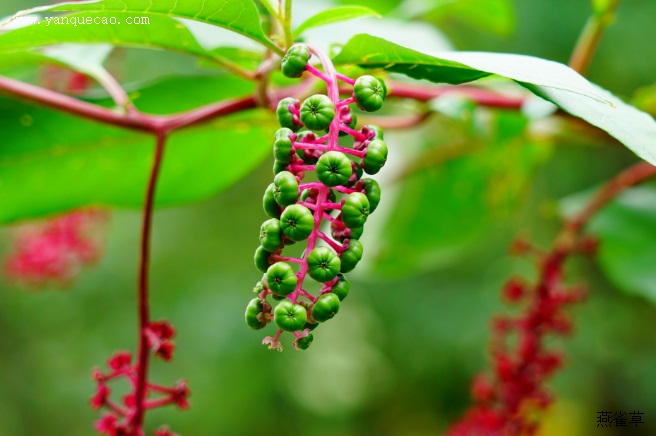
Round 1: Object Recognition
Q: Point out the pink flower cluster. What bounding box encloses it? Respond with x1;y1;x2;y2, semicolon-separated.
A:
4;209;108;286
448;239;589;435
90;320;189;435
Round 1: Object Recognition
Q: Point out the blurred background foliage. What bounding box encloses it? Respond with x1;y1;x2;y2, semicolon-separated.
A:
0;0;655;434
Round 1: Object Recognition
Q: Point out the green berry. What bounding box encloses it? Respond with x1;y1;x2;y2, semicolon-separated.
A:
316;151;353;187
359;178;381;213
266;262;298;296
274;301;307;332
273;159;289;175
281;44;310;78
304;321;319;331
295;333;314;350
273;129;294;164
253;280;265;294
312;293;341;322
277;97;301;131
362;139;388;175
245;298;266;330
254;245;273;273
273;171;299;207
263;183;281;218
300;94;335;131
340;239;363;273
331;274;350;301
259;218;283;252
341;192;370;228
280;204;314;241
307;246;341;282
354;76;386;112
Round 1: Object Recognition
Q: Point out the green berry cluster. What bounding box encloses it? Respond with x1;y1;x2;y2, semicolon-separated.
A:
245;43;388;351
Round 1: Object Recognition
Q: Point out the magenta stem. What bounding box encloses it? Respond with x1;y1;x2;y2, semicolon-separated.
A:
306;64;331;83
131;132;167;433
336;73;355;85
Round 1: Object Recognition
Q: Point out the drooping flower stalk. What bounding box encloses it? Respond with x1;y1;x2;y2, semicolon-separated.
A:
246;44;388;351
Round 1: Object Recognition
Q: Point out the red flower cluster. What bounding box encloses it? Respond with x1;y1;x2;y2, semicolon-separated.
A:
90;321;189;435
448;240;588;435
4;209;108;286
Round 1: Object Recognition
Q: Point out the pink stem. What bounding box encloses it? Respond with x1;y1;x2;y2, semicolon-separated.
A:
339;125;367;142
131;132;167;433
336;73;355;85
306;64;331;83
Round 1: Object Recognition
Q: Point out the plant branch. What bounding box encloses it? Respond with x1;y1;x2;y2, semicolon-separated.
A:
569;0;622;75
555;160;656;250
132;132;168;433
385;81;525;109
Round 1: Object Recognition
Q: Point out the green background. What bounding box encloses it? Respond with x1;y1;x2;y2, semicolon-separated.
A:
1;0;655;434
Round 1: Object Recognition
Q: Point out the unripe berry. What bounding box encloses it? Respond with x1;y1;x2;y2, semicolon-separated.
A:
263;183;281;218
254;245;273;273
340;239;363;273
312;293;341;322
362;139;388;175
273;128;294;164
280;204;314;241
359;178;381;213
245;298;266;330
259;218;284;252
281;44;310;78
295;333;314;350
341;192;370;228
266;262;298;296
354;76;386;112
277;97;301;131
316;151;353;187
273;171;299;206
307;246;341;282
274;301;308;332
300;94;335;131
331;274;350;301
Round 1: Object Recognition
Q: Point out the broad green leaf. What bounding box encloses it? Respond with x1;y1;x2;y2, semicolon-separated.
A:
294;6;381;37
0;13;256;76
0;44;112;74
369;111;550;276
2;0;279;53
0;75;271;224
562;185;656;304
420;0;515;37
333;34;656;166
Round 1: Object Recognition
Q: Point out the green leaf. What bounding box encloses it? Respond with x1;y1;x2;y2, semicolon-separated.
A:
294;6;381;37
333;34;656;166
0;75;272;224
562;185;656;304
420;0;515;37
370;111;550;276
2;0;279;53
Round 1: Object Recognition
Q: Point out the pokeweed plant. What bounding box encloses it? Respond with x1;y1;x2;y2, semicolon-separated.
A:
0;0;655;434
